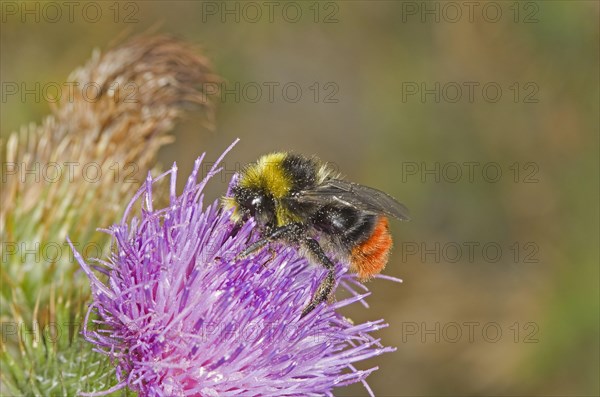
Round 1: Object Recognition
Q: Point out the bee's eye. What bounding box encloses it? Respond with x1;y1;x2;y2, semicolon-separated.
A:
240;193;265;215
234;188;273;220
251;196;262;208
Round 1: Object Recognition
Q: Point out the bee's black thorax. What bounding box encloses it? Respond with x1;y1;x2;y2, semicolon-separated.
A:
280;153;320;192
277;154;323;225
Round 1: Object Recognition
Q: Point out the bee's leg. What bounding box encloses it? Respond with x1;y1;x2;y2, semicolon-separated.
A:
237;223;305;259
262;247;277;268
300;238;336;319
236;237;270;260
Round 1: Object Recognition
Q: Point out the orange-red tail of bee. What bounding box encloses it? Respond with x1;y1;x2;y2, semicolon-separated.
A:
350;216;393;280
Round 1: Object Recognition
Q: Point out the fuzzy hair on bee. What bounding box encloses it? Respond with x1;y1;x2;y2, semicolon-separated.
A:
222;152;410;318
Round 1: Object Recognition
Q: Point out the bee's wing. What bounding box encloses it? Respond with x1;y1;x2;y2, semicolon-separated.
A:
293;179;411;220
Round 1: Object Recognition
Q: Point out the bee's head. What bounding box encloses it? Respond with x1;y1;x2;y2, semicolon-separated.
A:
224;186;276;227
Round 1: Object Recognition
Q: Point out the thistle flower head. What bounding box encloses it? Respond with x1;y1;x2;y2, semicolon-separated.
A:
72;141;395;396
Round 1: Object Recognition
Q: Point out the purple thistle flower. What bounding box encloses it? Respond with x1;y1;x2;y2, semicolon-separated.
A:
71;141;397;397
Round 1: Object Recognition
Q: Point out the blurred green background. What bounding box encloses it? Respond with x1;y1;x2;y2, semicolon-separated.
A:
1;1;598;396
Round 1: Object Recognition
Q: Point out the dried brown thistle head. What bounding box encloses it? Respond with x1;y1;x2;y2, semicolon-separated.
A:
1;34;219;247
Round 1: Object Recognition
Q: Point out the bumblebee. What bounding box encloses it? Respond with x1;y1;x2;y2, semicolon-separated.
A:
222;152;410;318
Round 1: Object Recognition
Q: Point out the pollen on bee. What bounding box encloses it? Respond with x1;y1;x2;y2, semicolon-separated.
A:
350;216;393;279
222;196;242;222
